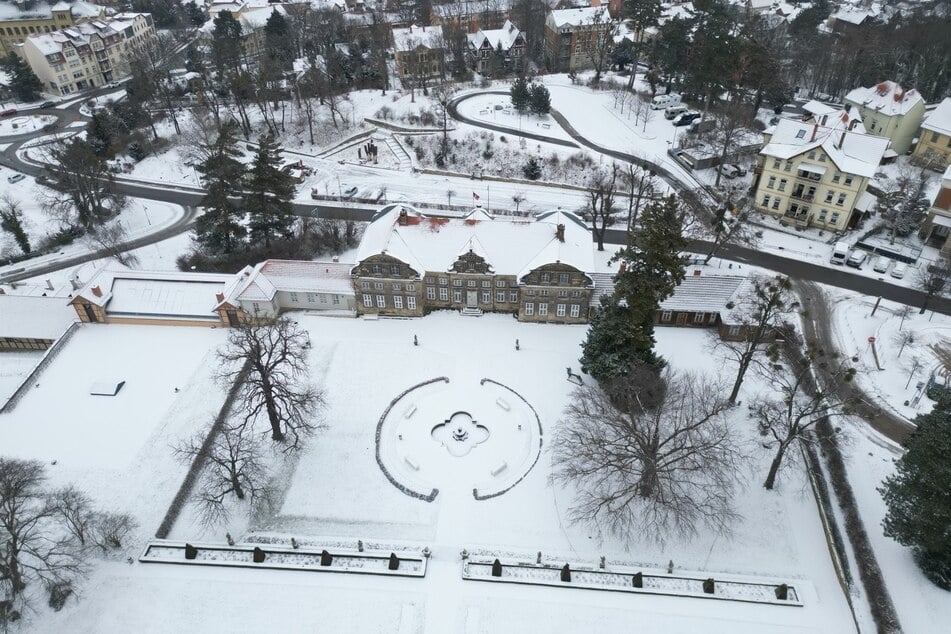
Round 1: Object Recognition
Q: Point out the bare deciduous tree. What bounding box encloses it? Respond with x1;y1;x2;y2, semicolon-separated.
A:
42;139;125;231
86;219;138;268
550;368;741;542
219;316;323;450
715;275;793;404
587;163;620;251
87;512;137;554
0;460;85;606
176;424;272;526
752;345;855;490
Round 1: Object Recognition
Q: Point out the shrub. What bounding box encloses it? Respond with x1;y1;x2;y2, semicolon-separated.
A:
522;157;541;180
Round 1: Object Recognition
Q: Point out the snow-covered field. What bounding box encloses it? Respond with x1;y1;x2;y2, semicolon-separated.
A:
0;349;43;402
21;313;856;632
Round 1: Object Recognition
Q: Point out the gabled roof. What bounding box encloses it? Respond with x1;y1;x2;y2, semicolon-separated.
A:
844;81;924;117
548;7;605;29
354;204;594;281
921;98;951;137
760;118;889;178
659;274;747;314
0;296;76;340
467;20;522;52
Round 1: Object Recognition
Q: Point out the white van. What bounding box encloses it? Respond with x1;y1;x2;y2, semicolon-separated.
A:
651;93;682;110
830;241;849;265
664;105;688;120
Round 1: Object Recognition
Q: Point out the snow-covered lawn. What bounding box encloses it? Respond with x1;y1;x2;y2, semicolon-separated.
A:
0;114;55;137
827;288;949;421
105;313;860;633
0;323;229;564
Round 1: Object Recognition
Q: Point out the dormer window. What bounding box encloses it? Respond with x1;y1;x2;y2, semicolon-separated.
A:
796;130;805;139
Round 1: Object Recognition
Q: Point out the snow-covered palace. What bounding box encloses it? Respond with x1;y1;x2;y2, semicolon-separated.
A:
351;204;595;323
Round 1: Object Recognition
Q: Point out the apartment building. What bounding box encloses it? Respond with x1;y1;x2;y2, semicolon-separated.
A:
466;19;524;74
544;6;611;73
913;98;951;171
392;24;445;81
0;0;107;56
752;113;889;231
844;81;926;155
20;12;155;95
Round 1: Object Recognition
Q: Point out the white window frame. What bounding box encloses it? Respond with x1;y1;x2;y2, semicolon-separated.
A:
524;302;534;316
407;296;416;310
362;294;372;306
570;304;580;318
556;304;566;317
439;288;449;301
376;295;386;308
426;287;436;300
393;296;403;309
538;303;548;316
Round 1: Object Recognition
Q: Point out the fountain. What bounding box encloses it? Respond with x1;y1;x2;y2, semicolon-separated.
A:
431;411;489;457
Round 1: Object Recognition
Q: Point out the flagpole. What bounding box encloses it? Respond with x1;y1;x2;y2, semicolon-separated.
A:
487;184;490;212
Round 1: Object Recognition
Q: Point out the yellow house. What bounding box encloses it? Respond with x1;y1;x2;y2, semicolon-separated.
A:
752;113;889;231
0;1;107;56
913;98;951;171
844;81;926;155
919;165;951;256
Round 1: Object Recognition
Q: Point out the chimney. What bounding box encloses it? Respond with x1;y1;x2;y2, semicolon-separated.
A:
618;262;626;273
69;277;79;291
848;119;859;131
332;255;339;263
398;209;409;226
820;114;827;126
810;123;818;142
215;292;225;303
91;285;102;297
555;223;565;242
838;130;846;148
693;269;702;276
45;279;54;290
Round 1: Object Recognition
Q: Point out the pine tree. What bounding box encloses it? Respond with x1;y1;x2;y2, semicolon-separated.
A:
2;53;42;102
510;77;530;112
580;196;687;381
879;400;951;589
0;197;31;254
195;122;247;254
244;134;295;248
263;9;294;71
88;111;114;157
528;83;551;115
522;156;541;180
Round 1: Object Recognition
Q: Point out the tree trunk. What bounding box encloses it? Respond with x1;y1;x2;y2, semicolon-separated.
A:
259;375;284;440
764;444;787;490
232;475;246;499
728;355;751;404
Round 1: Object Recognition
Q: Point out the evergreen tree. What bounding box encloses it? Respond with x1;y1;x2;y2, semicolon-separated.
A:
2;53;43;102
581;196;687;380
0;197;31;254
880;400;951;589
195;122;248;254
211;11;243;74
522;156;541;180
263;9;294;71
87;110;114;157
529;83;551;114
244;134;295;248
510;77;530;111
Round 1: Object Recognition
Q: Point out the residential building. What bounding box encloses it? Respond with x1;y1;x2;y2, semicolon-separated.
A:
0;1;107;56
20;12;156;95
919;165;951;257
198;3;289;60
351;205;596;323
913;98;951;171
843;81;926;155
466;19;525;74
752;114;889;231
431;1;513;32
392;24;445;82
544;6;610;73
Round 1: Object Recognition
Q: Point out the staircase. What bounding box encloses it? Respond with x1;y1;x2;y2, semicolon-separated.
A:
460;307;483;317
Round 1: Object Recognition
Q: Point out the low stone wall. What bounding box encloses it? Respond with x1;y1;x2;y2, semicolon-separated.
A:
0;321;79;413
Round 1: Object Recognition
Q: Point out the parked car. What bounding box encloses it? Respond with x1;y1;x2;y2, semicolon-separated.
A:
846;249;867;268
7;174;25;183
651;93;682;110
722;164;746;179
39;101;55;109
0;108;16;117
872;256;890;273
891;262;908;279
342;186;359;198
672;111;701;127
106;81;120;89
664;105;688;120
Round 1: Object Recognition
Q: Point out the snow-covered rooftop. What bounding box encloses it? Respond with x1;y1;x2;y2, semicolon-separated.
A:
392;24;444;52
844;81;924;117
659;274;746;314
548;6;605;29
0;1;106;21
0;295;76;340
73;268;233;320
355;204;594;280
921;98;951;137
227;259;356;305
468;20;521;52
761;118;889;178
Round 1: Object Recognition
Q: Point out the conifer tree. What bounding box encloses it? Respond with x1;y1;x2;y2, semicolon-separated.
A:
529;83;551;114
880;399;951;589
580;196;687;380
510;77;530;111
244;134;295;248
195;122;247;254
1;53;42;102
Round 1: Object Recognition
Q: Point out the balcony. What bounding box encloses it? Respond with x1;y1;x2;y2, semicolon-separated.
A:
782;206;811;227
790;191;815;202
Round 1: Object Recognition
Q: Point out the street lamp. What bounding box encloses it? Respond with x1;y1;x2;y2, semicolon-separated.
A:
143;204;151;226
